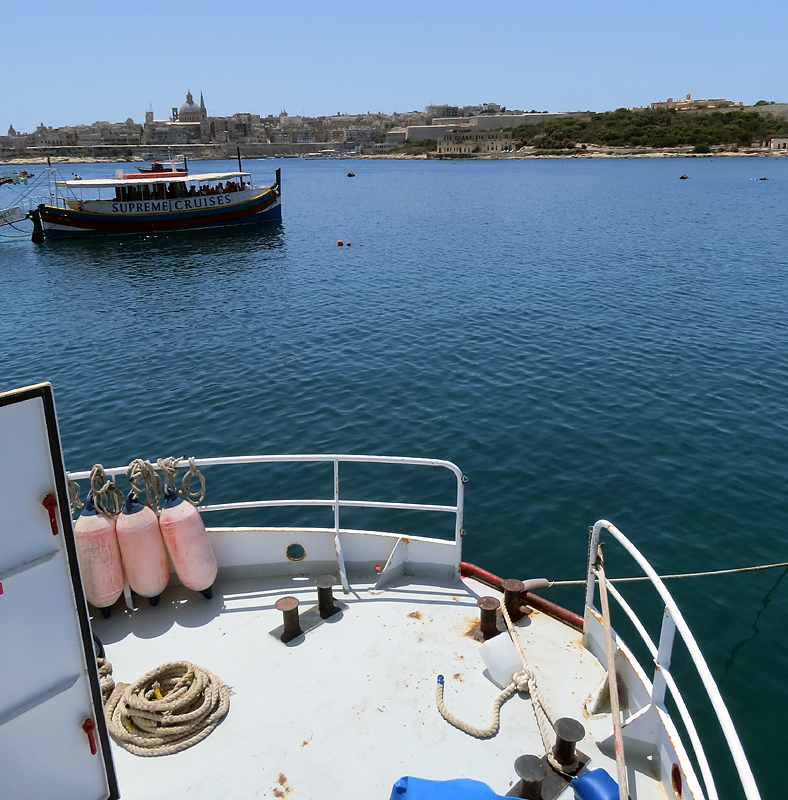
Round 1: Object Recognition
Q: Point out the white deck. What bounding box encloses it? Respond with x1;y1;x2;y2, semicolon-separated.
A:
93;573;668;800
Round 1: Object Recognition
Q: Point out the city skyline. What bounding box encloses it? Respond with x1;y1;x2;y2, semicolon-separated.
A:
3;0;787;134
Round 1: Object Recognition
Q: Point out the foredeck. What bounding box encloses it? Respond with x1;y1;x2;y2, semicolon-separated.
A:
92;573;667;800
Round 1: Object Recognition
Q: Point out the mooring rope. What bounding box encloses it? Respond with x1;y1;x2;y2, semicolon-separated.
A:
436;598;575;773
103;660;230;757
89;465;125;519
549;560;788;586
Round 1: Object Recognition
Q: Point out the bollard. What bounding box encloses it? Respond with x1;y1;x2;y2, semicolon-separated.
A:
275;596;302;642
513;754;548;799
477;596;501;639
316;575;339;619
552;717;585;768
501;578;526;623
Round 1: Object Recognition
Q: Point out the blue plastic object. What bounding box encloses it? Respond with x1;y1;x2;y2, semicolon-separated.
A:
389;777;507;800
573;769;627;800
163;485;184;509
80;494;98;517
123;491;145;515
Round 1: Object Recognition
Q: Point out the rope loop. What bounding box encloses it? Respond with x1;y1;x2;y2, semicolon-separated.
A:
180;457;206;506
126;459;162;513
89;465;125;519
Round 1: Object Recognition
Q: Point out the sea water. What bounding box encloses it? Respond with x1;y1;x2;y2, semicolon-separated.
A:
1;155;786;798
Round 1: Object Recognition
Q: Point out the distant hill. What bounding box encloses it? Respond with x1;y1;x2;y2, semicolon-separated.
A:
511;108;788;150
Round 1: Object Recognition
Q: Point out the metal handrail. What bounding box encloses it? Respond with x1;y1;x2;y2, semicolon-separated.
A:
585;520;761;800
67;454;465;548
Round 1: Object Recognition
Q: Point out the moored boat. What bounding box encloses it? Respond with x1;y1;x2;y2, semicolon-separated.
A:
29;167;281;240
0;383;763;800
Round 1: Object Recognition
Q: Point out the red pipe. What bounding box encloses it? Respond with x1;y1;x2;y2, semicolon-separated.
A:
460;561;584;632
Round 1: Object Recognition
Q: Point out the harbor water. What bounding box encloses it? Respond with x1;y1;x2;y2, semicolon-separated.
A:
1;156;786;798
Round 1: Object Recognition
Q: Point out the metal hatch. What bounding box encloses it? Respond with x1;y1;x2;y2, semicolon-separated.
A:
0;383;118;800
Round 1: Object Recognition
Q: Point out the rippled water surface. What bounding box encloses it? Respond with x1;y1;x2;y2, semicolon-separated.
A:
2;156;786;797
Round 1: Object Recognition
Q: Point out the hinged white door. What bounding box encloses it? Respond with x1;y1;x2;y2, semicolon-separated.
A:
0;383;118;800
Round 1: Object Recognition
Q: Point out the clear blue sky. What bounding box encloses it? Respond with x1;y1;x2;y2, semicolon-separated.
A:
3;0;786;133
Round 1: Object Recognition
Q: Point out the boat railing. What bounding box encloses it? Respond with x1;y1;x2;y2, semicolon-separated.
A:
68;453;465;549
584;520;760;800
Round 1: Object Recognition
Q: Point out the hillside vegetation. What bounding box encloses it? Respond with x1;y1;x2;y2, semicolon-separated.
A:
511;109;788;150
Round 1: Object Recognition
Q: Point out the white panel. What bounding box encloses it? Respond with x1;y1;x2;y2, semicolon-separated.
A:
0;398;59;576
0;389;112;800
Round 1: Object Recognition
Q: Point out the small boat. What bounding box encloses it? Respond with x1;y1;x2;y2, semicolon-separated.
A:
29;167;281;240
0;382;763;800
136;155;187;176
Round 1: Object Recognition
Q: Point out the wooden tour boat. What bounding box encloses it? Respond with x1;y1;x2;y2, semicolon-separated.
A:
29;166;281;240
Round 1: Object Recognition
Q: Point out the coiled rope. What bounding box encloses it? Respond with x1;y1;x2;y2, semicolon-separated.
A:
90;465;125;519
436;598;573;772
103;660;230;757
127;459;162;512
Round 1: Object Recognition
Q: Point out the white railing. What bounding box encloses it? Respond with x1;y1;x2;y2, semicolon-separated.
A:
68;453;465;546
585;520;761;800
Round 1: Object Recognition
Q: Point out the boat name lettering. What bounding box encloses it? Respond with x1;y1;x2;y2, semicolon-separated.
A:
110;194;234;214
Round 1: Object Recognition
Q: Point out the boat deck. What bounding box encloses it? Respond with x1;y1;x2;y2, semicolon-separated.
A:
92;573;667;800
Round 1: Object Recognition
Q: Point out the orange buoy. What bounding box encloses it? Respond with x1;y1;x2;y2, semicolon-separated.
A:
116;492;170;605
346;242;351;246
159;487;218;598
337;240;343;246
74;494;124;617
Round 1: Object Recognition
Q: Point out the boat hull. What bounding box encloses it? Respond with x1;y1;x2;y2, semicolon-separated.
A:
37;189;281;239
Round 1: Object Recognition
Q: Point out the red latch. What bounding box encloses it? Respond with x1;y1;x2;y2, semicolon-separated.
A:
42;493;59;535
0;582;3;595
82;718;97;755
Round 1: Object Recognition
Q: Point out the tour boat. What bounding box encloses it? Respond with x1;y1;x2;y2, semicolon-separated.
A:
0;383;762;800
29;167;281;240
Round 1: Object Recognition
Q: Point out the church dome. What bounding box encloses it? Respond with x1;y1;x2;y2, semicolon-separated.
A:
179;91;200;116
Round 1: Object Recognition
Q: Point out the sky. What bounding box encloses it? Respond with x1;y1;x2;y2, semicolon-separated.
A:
2;0;787;133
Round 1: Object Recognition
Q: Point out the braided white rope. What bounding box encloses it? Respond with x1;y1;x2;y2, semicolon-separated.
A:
436;594;577;773
105;660;230;757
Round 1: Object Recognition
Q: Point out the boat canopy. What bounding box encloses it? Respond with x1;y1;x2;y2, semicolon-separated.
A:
55;171;250;189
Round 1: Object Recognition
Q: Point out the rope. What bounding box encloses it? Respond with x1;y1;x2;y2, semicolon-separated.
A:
549;560;788;586
181;457;206;505
155;455;206;505
156;456;183;490
127;459;162;512
68;476;84;514
104;661;230;757
89;465;125;519
98;657;115;704
436;599;574;773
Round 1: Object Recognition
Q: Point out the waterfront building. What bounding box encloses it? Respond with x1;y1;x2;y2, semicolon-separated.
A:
436;128;513;155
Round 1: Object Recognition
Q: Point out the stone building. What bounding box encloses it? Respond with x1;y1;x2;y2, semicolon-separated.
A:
436;128;513;155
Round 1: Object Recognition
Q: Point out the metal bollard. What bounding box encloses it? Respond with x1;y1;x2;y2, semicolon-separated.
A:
501;578;525;622
552;717;585;767
477;596;501;639
513;754;548;799
316;575;339;619
275;596;302;642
